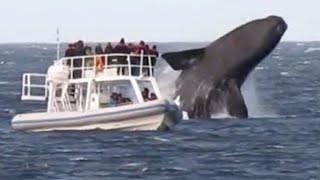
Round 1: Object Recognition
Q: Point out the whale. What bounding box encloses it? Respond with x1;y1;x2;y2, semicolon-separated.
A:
161;15;287;119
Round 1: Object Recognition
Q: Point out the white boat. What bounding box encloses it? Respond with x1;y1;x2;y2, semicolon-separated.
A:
12;53;182;131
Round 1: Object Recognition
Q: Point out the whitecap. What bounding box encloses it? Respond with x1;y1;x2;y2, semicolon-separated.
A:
3;108;16;115
162;167;188;171
255;67;265;70
6;62;16;65
0;81;9;85
305;47;320;53
123;162;145;167
273;145;285;149
141;167;148;172
152;137;171;142
281;72;289;76
69;157;88;161
55;149;73;153
2;51;15;55
296;42;305;46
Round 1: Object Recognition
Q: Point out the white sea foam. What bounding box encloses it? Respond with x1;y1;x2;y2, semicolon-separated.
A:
272;55;282;59
255;66;266;70
70;157;87;161
296;42;305;46
303;61;310;64
242;74;279;118
2;51;15;55
305;47;320;53
6;61;16;65
0;81;9;85
152;137;171;142
281;72;289;76
3;108;16;115
123;162;145;167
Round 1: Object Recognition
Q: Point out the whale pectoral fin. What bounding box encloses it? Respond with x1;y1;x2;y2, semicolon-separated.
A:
226;81;248;118
161;48;205;70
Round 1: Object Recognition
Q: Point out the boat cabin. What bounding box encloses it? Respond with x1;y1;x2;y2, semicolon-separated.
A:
21;53;161;113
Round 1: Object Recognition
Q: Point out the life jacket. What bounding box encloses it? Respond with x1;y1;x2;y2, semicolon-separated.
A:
96;56;104;72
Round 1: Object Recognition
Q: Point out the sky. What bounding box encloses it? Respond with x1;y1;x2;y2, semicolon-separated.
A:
0;0;319;43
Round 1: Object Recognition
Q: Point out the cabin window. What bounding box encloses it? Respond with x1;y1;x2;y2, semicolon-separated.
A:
137;80;158;101
98;80;138;107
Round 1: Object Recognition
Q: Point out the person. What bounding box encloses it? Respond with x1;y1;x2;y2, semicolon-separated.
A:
109;92;118;106
104;42;113;54
117;93;127;104
149;45;159;75
149;45;159;57
141;88;149;101
113;38;130;54
142;44;151;75
130;41;146;76
73;40;86;79
112;38;131;75
65;44;75;57
65;44;75;68
133;41;146;54
95;43;104;54
149;93;158;100
127;43;133;52
85;46;93;55
123;98;132;104
84;46;94;67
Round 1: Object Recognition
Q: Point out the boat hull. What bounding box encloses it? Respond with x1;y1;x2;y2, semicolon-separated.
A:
12;100;182;132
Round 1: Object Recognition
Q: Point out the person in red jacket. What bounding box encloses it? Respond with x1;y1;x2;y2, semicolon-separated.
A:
134;41;145;54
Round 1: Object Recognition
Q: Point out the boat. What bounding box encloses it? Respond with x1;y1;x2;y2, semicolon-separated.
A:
11;52;182;131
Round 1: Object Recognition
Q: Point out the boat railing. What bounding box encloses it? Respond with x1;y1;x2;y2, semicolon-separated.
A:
22;73;48;101
58;53;157;80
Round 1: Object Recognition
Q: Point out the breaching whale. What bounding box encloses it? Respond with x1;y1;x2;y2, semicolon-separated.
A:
161;15;287;119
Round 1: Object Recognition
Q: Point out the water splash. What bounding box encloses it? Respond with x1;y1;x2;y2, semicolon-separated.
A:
242;73;278;118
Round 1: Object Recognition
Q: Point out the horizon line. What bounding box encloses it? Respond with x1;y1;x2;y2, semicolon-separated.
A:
0;40;318;44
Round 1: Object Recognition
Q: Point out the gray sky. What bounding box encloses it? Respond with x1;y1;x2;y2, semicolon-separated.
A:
0;0;318;42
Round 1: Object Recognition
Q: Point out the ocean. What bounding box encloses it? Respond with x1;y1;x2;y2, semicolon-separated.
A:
0;42;319;179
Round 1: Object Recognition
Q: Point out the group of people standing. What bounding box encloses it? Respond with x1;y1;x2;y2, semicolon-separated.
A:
64;38;159;57
64;38;159;77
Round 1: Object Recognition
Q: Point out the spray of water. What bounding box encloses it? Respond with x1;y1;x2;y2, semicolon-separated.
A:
242;73;278;118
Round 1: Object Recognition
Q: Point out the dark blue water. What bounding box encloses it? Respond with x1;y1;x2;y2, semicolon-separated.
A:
0;43;319;179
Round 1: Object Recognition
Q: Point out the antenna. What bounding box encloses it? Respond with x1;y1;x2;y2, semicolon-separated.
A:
56;28;60;60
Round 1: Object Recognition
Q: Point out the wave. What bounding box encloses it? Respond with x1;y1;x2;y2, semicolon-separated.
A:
280;72;289;76
255;66;266;70
305;47;320;53
296;42;305;46
0;81;9;85
2;51;15;55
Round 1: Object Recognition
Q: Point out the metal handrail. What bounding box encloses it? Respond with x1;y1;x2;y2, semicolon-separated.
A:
59;53;157;79
22;73;48;101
